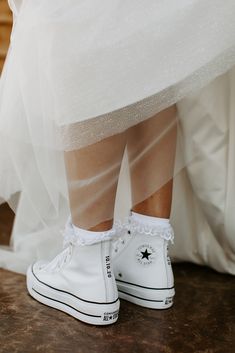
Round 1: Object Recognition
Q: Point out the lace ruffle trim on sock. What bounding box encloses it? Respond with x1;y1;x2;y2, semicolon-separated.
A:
121;215;175;244
60;216;124;247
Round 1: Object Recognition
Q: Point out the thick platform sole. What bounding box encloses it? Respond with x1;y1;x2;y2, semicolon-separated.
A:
116;279;175;309
27;265;120;325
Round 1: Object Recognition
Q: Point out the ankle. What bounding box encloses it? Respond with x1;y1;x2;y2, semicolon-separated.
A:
89;219;114;232
72;217;114;232
131;204;171;219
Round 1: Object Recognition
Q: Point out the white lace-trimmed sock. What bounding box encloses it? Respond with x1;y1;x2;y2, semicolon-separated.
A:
127;210;174;243
130;210;170;225
62;215;118;247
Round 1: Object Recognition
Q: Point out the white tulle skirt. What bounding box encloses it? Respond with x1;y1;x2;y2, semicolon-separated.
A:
0;0;235;274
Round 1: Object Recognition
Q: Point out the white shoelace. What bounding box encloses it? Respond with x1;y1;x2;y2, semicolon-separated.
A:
40;244;73;272
40;218;125;273
42;217;125;272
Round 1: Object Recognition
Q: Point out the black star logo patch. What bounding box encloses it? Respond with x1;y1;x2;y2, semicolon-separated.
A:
141;249;151;260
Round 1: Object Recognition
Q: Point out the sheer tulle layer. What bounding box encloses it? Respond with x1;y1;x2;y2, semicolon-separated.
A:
0;1;235;242
1;0;235;150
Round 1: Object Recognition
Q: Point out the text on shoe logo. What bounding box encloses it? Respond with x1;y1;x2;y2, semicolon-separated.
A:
103;310;119;322
136;244;157;266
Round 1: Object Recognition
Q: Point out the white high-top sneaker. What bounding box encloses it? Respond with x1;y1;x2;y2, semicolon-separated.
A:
26;216;120;325
112;211;175;309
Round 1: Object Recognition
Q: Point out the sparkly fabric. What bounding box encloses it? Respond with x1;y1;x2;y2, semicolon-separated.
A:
59;46;235;150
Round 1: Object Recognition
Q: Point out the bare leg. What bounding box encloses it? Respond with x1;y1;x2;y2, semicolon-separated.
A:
132;179;174;218
127;105;177;218
64;132;127;231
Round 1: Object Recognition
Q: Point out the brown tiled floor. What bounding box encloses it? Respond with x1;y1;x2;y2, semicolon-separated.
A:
0;203;235;353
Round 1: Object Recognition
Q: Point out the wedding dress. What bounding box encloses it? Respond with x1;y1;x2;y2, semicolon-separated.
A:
0;0;235;274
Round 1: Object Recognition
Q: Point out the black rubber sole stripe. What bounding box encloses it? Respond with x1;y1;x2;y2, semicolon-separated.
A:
31;264;119;305
118;290;164;302
32;287;102;318
116;279;174;291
